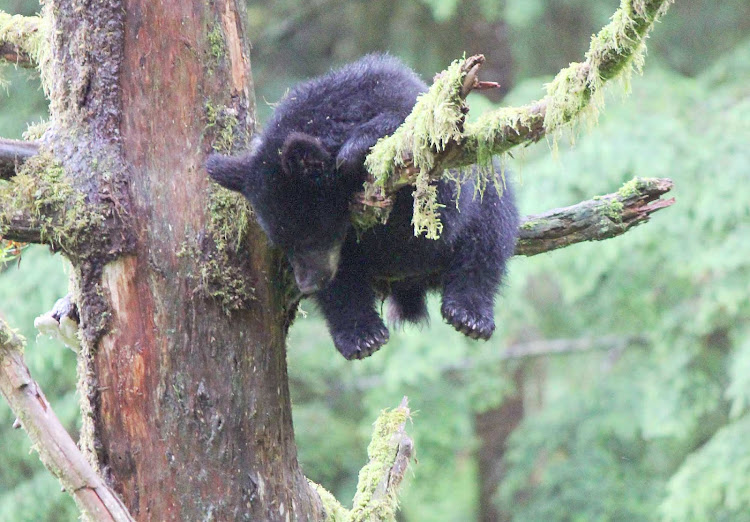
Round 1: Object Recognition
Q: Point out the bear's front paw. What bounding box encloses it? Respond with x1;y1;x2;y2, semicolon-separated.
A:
333;324;390;360
441;303;495;341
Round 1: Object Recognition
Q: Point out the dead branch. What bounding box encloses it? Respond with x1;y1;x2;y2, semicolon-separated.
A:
501;335;647;360
516;177;674;256
0;316;134;522
0;138;39;179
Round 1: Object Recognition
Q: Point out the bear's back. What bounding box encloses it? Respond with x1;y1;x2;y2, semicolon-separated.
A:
262;54;427;155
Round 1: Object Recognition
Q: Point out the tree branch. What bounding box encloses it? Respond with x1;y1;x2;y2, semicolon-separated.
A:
0;153;103;249
354;0;675;229
309;398;414;522
516;177;674;256
0;12;45;68
0;138;39;180
0;316;134;522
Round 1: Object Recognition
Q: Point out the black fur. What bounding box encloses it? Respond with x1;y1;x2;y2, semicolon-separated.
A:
207;54;519;360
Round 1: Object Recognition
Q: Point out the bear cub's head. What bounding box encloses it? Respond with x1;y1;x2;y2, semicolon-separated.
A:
206;132;361;295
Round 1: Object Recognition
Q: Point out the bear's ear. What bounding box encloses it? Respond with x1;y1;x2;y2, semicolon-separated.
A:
281;133;332;181
206;154;247;193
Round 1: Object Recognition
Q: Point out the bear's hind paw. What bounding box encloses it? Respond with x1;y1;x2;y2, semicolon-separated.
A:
441;304;495;341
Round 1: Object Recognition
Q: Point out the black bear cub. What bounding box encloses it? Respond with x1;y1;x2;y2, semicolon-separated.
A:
207;55;519;360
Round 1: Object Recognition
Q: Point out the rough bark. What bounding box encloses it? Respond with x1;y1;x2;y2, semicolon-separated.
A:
36;0;321;519
0;0;677;519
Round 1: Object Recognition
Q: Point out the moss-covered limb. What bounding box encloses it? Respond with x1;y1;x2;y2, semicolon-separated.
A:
0;12;46;68
0;138;39;180
356;0;674;232
349;398;413;522
0;152;120;259
308;481;350;522
355;56;484;229
463;0;673;154
0;316;134;522
516;177;674;257
308;398;414;522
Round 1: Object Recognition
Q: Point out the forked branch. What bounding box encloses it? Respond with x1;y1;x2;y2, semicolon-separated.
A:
355;0;675;230
0;317;134;522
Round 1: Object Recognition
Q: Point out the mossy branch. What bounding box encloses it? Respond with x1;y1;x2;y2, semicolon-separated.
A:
354;0;674;232
0;12;46;68
0;152;106;251
0;316;134;522
310;398;414;522
516;177;674;256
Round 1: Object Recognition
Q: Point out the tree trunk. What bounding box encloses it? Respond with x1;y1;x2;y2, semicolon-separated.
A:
45;1;321;519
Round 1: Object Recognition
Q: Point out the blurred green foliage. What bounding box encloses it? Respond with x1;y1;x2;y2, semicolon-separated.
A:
1;0;749;520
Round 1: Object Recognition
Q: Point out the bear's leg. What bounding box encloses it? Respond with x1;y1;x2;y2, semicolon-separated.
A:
441;233;511;341
315;270;389;360
388;281;429;327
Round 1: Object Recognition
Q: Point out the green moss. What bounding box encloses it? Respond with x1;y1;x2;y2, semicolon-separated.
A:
411;171;444;240
207;24;226;63
0;153;106;255
205;101;243;154
603;199;625;222
365;59;466;188
188;186;256;315
22;119;50;140
362;59;467;237
519;219;540;231
466;106;539;162
0;11;52;93
0;317;25;352
349;406;410;521
308;480;350;522
358;0;673;238
617;177;642;199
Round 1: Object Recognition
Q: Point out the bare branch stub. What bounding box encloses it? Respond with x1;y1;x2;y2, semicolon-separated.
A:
0;138;39;180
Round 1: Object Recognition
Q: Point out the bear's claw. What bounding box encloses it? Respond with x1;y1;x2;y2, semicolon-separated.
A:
441;304;495;341
334;325;390;360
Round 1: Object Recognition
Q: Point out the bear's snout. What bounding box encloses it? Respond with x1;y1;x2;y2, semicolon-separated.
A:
289;245;342;294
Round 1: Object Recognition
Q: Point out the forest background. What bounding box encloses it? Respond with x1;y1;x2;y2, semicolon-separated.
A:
1;0;748;520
